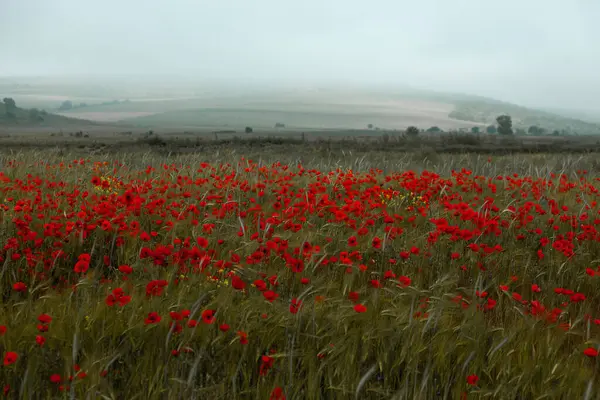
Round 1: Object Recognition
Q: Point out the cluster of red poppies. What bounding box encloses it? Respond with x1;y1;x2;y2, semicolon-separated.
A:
1;158;599;397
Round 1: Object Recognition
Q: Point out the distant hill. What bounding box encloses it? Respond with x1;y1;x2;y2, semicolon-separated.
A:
4;79;600;134
0;99;95;127
359;87;600;134
540;107;600;124
441;94;600;135
115;89;600;134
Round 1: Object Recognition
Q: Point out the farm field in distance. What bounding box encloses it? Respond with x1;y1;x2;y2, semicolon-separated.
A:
1;147;600;399
5;85;486;130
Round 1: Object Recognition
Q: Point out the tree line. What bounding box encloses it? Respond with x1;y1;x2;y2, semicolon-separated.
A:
369;115;574;137
2;97;47;122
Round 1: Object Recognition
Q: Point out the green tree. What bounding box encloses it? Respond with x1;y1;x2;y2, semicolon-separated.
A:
426;126;441;133
367;124;373;129
29;108;41;122
486;125;497;134
3;97;16;112
245;126;253;134
471;126;480;134
59;100;73;111
405;126;419;137
527;125;539;135
496;115;513;135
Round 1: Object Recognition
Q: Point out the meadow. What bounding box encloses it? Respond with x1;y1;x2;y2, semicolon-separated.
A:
1;146;600;399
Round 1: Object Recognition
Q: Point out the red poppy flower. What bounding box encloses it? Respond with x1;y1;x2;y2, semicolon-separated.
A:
354;304;367;313
270;386;286;400
118;295;132;307
50;374;62;384
584;347;598;357
571;293;586;303
105;295;117;307
3;351;18;366
348;236;358;247
38;313;52;324
36;335;46;347
219;323;230;332
74;260;89;274
237;331;249;344
383;270;396;280
372;237;382;249
197;237;209;248
263;290;279;303
144;312;161;325
484;298;497;311
146;280;168;297
187;319;198;328
466;374;479;385
231;275;246;290
251;278;266;290
201;309;216;324
259;355;275;376
118;265;133;274
398;276;411;287
289;298;303;314
12;282;27;292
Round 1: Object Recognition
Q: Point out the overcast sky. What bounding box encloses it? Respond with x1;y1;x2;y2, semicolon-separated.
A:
2;0;599;110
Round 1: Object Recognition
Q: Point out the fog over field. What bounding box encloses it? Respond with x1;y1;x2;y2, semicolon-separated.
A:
1;0;600;132
2;0;599;109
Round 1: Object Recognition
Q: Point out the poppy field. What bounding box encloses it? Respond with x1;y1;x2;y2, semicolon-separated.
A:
1;149;600;399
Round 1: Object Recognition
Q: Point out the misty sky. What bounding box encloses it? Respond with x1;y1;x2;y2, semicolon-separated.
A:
2;0;600;110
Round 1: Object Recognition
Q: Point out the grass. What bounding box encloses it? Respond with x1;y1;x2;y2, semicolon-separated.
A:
2;130;600;157
112;107;469;131
1;147;600;399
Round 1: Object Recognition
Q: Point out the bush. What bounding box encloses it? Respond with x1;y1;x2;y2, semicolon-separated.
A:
406;126;420;137
137;134;167;147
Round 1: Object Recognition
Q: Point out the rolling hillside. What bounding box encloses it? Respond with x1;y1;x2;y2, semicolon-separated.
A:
5;80;600;133
0;101;96;128
114;89;600;133
448;97;600;134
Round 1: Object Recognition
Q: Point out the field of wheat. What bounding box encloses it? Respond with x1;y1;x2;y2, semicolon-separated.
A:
1;150;600;399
